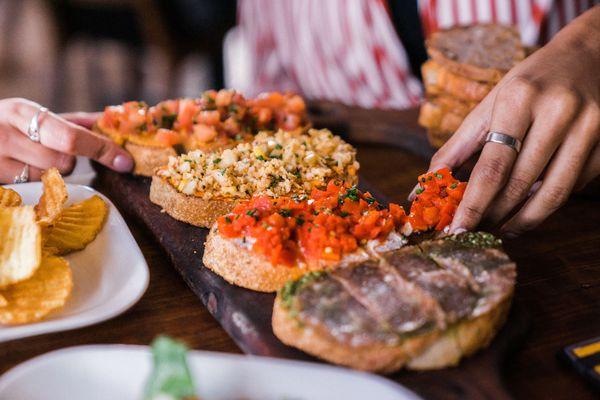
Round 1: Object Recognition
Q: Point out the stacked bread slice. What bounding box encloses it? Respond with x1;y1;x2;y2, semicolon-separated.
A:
419;24;526;148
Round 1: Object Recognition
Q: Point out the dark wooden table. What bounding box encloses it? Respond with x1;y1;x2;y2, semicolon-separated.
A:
1;106;599;400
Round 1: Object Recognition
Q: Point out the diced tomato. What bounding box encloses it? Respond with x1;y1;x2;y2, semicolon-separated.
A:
285;95;306;114
256;108;273;125
408;168;466;232
215;89;234;107
197;110;221;125
155;129;181;146
192;124;218;143
216;179;408;267
282;114;301;130
175;99;199;132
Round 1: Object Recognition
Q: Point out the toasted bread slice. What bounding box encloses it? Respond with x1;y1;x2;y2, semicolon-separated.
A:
203;226;332;292
422;60;493;102
272;233;516;372
426;24;525;83
202;228;407;292
125;143;177;177
273;296;441;372
93;124;176;177
418;98;470;133
272;292;512;372
149;176;238;228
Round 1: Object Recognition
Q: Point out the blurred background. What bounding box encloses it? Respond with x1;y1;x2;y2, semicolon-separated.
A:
0;0;237;112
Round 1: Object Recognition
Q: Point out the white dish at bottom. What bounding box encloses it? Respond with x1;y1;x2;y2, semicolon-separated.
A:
0;345;421;400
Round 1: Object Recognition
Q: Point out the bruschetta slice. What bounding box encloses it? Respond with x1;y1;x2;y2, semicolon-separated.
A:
150;129;359;228
272;231;516;372
94;90;310;176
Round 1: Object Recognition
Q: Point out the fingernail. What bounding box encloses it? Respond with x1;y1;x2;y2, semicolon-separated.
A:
528;181;542;196
113;154;134;172
407;184;419;201
503;231;518;239
451;227;467;235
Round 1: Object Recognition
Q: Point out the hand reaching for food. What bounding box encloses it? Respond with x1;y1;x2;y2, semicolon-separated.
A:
0;98;133;184
425;7;600;237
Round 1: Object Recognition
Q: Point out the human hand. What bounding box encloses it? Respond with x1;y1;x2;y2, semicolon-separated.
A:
0;98;132;183
422;7;600;237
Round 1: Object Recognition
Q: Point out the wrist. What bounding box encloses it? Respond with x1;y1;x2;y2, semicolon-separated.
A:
553;6;600;60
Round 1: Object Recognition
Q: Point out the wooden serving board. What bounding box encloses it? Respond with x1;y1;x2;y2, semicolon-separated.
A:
94;168;530;400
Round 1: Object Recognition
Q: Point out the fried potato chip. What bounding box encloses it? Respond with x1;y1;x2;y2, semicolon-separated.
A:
0;187;22;208
0;256;72;325
0;206;42;288
0;294;7;307
35;168;68;226
43;195;108;255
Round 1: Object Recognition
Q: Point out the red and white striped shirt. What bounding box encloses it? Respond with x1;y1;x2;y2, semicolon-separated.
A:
234;0;598;109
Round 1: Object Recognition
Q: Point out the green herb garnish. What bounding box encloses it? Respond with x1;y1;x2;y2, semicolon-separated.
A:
279;209;292;217
161;114;177;129
143;336;196;400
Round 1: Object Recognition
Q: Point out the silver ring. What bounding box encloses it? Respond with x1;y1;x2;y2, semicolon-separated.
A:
27;106;48;143
485;131;522;153
13;164;29;184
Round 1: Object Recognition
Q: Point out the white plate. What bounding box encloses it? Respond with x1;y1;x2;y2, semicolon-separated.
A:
0;345;421;400
63;157;96;186
0;183;149;342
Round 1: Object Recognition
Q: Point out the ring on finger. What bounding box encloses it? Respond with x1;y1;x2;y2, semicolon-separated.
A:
13;164;29;184
27;106;48;143
485;131;522;153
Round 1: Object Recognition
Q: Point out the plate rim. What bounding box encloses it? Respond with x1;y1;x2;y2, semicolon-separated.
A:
0;344;421;399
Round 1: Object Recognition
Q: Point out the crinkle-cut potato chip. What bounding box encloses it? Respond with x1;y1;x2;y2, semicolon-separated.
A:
43;195;108;255
0;256;72;325
35;168;68;226
0;187;22;208
0;206;42;288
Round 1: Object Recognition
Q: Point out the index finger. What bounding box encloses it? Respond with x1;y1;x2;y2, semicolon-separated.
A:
449;79;535;232
8;100;133;172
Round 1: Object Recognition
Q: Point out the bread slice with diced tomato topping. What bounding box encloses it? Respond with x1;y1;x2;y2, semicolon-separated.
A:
94;90;310;176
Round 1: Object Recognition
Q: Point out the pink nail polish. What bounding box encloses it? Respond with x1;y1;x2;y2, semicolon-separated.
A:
113;154;134;172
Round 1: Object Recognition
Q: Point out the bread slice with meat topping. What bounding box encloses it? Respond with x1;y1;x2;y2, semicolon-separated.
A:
426;24;525;83
272;232;516;372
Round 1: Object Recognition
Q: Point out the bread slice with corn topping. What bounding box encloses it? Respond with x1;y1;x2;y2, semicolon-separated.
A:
150;129;359;228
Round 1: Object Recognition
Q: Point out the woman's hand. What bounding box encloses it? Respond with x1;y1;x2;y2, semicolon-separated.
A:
0;98;133;183
424;6;600;237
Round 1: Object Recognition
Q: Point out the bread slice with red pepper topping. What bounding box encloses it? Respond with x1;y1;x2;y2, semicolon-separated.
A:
202;171;465;292
202;182;410;292
94;90;310;176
